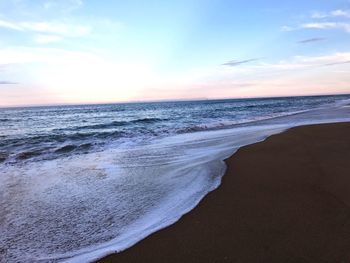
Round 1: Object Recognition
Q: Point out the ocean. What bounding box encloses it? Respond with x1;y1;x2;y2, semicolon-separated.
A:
1;95;350;262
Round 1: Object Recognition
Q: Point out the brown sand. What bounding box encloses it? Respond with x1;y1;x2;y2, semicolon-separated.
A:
98;122;350;263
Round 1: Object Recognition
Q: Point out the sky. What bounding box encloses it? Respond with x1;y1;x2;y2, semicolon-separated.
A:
0;0;350;106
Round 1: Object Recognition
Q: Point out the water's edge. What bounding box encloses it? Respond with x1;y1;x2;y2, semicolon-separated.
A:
66;129;284;263
85;119;349;263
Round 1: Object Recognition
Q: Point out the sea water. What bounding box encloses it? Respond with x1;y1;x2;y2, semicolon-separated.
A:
1;95;350;262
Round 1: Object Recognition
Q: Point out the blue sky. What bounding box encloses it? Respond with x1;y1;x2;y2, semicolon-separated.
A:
0;0;350;106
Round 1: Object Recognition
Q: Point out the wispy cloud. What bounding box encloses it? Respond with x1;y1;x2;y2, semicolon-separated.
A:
0;81;18;85
222;58;261;67
331;9;350;17
0;19;91;37
324;60;350;66
283;52;350;69
302;22;350;33
311;9;350;19
205;52;350;99
284;9;350;34
219;52;350;74
266;52;347;70
281;26;295;32
297;37;326;44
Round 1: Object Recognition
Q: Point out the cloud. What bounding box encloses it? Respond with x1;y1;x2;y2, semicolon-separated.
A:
324;60;350;66
331;9;350;17
281;26;295;32
0;19;91;37
297;37;326;44
222;58;261;67
284;9;350;34
0;81;17;85
311;9;350;19
286;52;350;67
284;52;350;69
219;52;350;74
199;52;350;100
0;20;22;30
311;11;328;19
301;22;350;33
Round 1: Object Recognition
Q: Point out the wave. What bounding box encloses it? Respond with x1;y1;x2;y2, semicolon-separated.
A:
335;98;350;107
1;131;125;148
16;151;42;160
55;143;93;154
1;95;349;167
1;143;95;163
74;121;129;130
54;144;78;153
131;117;166;123
53;118;167;132
0;152;8;162
0;109;334;164
176;124;221;134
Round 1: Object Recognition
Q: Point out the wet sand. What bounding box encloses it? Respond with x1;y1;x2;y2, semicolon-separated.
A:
98;122;350;262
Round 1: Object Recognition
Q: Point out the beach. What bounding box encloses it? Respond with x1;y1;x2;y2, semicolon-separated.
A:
3;96;350;262
98;122;350;262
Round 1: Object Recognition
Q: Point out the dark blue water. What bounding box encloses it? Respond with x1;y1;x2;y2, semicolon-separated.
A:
1;95;349;165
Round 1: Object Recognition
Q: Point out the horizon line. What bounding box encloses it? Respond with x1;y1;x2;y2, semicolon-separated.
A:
1;92;349;109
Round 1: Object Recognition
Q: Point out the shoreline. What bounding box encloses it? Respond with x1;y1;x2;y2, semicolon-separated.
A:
96;122;350;262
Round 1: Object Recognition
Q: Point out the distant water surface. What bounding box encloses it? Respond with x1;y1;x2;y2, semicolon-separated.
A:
1;95;350;262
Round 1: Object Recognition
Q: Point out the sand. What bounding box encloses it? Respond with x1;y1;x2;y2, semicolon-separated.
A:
97;122;350;262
